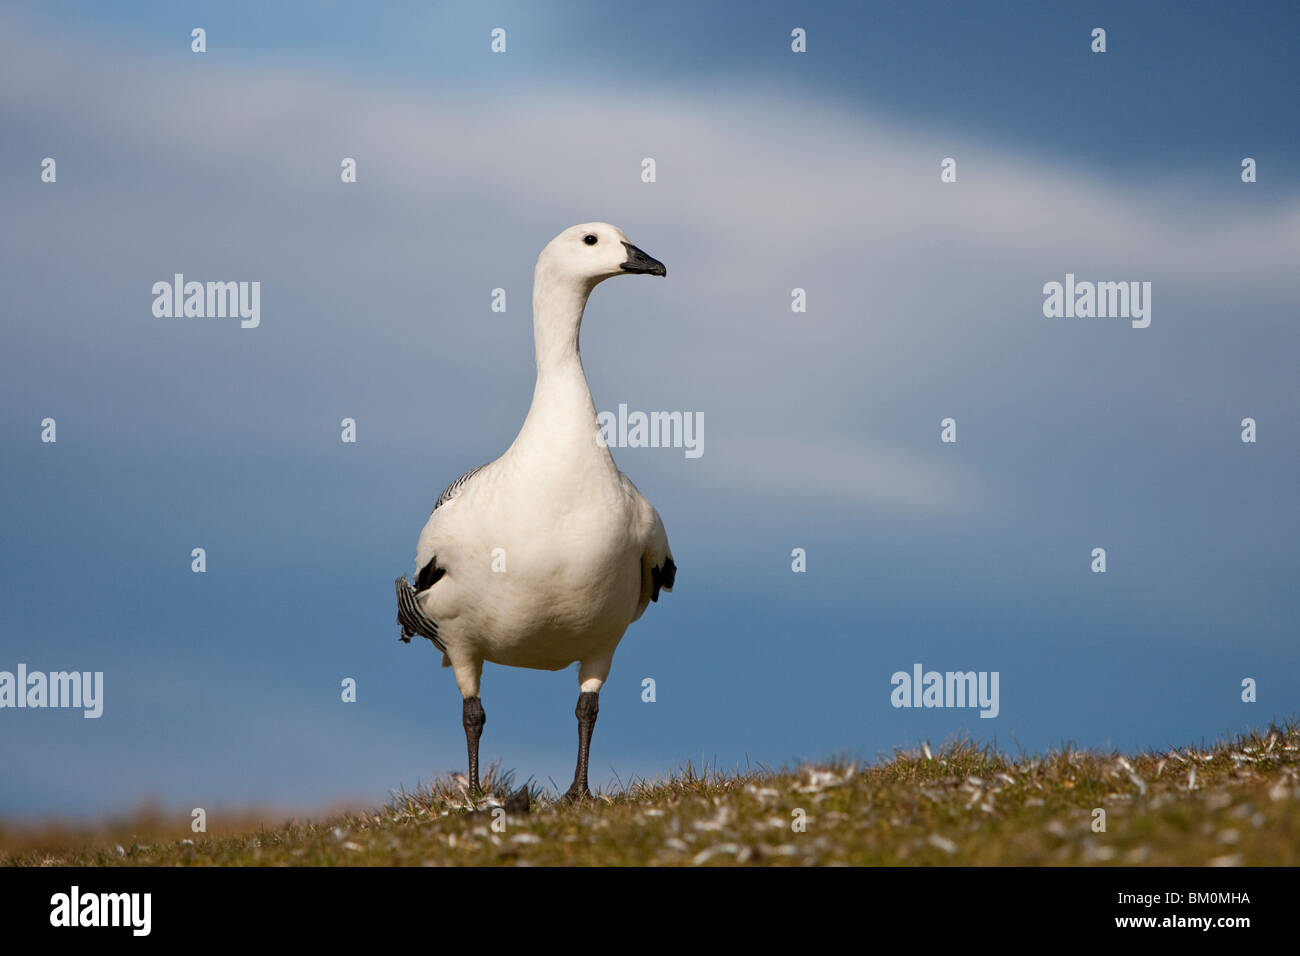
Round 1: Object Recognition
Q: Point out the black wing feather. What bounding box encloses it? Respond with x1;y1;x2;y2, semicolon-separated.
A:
650;556;677;602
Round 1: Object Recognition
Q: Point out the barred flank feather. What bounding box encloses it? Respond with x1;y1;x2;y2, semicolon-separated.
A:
432;464;486;513
395;576;445;652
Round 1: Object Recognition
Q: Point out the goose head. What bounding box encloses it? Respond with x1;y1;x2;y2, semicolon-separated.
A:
536;222;667;292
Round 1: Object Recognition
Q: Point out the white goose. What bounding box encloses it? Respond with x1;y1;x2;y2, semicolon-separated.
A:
396;222;676;802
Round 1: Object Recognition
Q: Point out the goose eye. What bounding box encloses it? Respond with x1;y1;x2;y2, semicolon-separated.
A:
583;234;597;245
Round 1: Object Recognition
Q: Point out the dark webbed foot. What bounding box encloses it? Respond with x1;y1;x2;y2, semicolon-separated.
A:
561;691;599;802
462;696;485;794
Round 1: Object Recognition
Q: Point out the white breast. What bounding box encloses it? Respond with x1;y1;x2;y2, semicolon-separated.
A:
415;419;645;670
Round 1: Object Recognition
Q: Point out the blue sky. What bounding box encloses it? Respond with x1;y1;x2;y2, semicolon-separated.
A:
1;1;1297;819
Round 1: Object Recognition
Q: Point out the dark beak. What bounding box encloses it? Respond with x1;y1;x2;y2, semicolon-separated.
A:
620;241;667;277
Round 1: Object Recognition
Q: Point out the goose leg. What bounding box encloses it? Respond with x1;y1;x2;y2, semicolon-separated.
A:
462;696;485;793
562;691;599;802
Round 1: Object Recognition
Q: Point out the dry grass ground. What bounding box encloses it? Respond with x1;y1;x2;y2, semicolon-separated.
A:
4;724;1297;866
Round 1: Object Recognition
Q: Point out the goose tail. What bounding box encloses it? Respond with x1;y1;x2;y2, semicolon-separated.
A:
394;576;445;652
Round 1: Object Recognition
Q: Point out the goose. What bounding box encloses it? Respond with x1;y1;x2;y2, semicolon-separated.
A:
395;222;676;802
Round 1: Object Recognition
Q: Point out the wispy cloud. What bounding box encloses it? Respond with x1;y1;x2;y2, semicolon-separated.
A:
5;9;1294;514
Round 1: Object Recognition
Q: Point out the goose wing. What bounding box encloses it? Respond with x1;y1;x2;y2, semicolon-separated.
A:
620;472;676;622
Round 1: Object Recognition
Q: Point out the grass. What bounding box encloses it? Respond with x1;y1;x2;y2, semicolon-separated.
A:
4;723;1298;866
